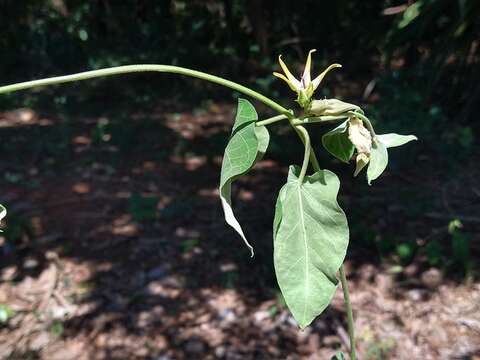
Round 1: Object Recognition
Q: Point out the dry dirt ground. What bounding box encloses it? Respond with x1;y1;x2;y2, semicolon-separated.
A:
0;105;479;359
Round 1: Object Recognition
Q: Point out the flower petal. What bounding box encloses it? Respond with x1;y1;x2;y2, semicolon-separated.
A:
353;153;370;176
302;49;316;86
312;63;342;90
278;55;301;90
273;72;298;92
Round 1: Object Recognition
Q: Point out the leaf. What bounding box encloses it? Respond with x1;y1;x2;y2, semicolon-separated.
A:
330;352;346;360
366;140;388;185
377;133;417;148
398;2;421;29
0;304;13;323
322;121;355;163
0;204;5;232
0;204;6;221
219;98;269;256
273;166;349;328
366;133;417;184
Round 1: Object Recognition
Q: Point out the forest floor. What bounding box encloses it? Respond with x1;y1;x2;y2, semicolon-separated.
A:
0;104;479;360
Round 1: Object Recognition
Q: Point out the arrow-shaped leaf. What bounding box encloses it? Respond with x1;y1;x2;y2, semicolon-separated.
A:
219;98;269;256
274;166;349;328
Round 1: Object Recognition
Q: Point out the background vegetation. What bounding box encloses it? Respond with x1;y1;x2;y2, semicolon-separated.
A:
0;1;479;359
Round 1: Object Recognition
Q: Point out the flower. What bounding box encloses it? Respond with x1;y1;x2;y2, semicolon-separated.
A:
273;49;341;108
347;116;372;176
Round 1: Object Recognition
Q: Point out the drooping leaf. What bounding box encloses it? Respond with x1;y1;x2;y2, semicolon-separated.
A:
273;166;349;328
219;98;269;256
322;121;355;163
366;133;417;184
377;133;417;148
366;140;388;185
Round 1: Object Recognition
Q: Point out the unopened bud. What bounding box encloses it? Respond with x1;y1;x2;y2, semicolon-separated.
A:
308;99;360;116
354;153;369;177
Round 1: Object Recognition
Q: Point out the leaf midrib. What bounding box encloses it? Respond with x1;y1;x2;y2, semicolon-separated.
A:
296;182;309;325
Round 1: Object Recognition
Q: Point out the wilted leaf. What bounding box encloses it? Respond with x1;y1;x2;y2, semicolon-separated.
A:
273;166;348;328
367;140;388;185
219;99;269;256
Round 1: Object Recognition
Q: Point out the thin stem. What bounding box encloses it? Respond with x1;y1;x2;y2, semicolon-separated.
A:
348;110;376;138
296;125;311;183
0;64;291;116
293;114;349;126
256;114;289;127
339;265;356;360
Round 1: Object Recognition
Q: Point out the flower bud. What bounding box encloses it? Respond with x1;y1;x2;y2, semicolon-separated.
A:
308;99;360;116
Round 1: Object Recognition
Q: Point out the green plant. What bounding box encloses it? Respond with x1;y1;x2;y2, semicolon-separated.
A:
0;51;417;360
449;219;472;276
49;320;64;337
0;304;14;324
0;204;5;232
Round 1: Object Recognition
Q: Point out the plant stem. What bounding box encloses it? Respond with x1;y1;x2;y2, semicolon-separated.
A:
292;114;349;126
288;118;321;172
348;110;376;138
296;125;311;183
256;114;289;127
0;64;291;117
339;264;356;360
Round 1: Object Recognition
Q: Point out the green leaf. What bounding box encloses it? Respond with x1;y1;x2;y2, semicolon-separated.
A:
398;2;421;29
367;140;388;185
273;166;349;328
366;133;417;184
322;121;355;163
377;133;417;148
219;99;269;256
0;204;5;233
330;352;346;360
0;304;13;323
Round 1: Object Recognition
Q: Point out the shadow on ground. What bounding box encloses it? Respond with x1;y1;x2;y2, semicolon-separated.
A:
0;101;479;359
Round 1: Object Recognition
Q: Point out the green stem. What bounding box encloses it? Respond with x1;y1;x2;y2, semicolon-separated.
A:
0;64;291;116
293;114;349;126
296;125;311;183
348;110;376;138
339;265;356;360
289;118;320;171
256;114;289;127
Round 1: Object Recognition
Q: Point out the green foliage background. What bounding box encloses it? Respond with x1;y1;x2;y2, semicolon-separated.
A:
1;0;478;147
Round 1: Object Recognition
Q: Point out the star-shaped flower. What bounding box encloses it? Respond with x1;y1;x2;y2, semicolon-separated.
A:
273;49;341;108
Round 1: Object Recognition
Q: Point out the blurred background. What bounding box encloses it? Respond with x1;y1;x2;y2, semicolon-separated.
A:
0;1;479;359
